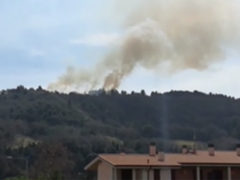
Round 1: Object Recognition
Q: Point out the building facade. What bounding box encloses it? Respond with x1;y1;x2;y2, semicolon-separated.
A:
85;144;240;180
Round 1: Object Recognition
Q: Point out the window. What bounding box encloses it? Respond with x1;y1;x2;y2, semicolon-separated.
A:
207;170;223;180
154;169;160;180
121;169;132;180
136;169;142;180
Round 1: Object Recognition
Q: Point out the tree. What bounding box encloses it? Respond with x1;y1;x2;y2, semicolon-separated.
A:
141;90;146;96
32;142;73;180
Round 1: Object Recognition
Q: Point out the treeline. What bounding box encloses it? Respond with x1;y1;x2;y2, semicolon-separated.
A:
0;86;240;179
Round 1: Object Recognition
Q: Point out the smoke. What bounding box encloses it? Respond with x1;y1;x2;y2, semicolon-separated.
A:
48;0;240;92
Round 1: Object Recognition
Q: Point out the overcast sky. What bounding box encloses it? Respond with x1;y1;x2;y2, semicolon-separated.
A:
1;0;240;97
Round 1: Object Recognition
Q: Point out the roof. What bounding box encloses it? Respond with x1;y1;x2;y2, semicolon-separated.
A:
85;151;240;171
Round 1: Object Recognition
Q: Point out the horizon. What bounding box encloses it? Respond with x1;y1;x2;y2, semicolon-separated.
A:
0;85;237;99
1;0;240;97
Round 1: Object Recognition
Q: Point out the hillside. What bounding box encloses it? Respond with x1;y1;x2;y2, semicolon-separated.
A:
0;86;240;179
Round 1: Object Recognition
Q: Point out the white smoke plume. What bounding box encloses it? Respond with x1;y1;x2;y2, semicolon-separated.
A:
48;0;240;92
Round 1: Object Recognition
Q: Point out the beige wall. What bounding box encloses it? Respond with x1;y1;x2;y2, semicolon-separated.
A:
116;168;171;180
97;165;240;180
99;167;173;180
97;161;113;180
136;169;155;180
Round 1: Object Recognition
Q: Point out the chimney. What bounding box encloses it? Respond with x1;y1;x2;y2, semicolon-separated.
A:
208;144;215;156
158;152;165;161
236;144;240;156
182;145;188;154
149;142;157;156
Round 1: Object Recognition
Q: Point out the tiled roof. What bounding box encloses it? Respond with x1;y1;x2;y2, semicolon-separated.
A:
85;151;240;170
99;154;180;167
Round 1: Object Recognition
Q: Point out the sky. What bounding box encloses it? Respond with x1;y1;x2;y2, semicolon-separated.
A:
1;0;240;97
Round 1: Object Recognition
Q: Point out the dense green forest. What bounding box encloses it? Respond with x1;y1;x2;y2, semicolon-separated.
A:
0;86;240;179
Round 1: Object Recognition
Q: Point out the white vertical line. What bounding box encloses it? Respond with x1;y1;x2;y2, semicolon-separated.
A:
132;169;136;180
142;169;148;180
196;166;200;180
228;166;232;180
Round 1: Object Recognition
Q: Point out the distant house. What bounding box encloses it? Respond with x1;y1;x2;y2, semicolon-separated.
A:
85;144;240;180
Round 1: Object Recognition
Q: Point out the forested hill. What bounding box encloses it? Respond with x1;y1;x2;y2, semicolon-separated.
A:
0;86;240;179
